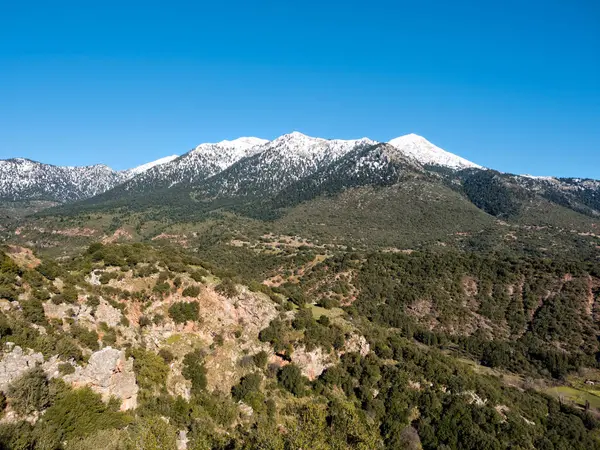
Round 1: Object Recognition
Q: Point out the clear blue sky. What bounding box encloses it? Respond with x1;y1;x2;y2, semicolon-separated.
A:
1;0;599;178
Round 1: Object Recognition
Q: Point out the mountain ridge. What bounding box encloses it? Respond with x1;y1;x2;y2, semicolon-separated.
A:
2;132;598;220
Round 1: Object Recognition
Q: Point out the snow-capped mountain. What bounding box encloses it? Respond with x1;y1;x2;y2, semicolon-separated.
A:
5;131;600;222
0;158;128;203
117;137;268;194
0;154;179;204
194;132;376;198
388;134;482;169
271;142;425;208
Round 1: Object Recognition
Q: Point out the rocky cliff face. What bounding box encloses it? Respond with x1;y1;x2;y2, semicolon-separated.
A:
0;345;138;411
0;345;47;391
64;347;138;410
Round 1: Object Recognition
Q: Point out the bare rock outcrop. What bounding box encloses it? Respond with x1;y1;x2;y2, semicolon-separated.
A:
64;347;138;410
341;333;370;357
399;426;423;450
291;346;334;380
95;300;123;327
43;302;94;322
0;344;44;390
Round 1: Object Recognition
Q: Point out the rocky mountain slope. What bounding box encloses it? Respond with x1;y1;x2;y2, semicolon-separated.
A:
112;137;268;196
4;133;600;235
3;132;600;449
0;158;128;203
0;155;177;204
190;132;376;199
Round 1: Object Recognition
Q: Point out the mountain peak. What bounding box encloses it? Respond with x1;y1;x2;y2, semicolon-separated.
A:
273;131;318;143
214;136;268;149
193;137;268;152
388;134;482;169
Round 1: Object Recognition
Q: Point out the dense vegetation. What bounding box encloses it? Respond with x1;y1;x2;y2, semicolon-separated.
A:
1;164;600;448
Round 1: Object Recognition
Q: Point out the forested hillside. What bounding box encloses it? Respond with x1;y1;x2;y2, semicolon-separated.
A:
0;222;599;449
1;133;600;449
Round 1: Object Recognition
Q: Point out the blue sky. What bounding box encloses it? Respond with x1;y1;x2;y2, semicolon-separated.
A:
1;0;599;177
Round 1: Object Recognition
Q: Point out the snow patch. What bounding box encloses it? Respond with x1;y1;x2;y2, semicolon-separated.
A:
125;155;179;177
388;134;481;169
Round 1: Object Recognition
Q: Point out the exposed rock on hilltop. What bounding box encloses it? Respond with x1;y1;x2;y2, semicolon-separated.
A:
64;347;138;410
0;345;138;411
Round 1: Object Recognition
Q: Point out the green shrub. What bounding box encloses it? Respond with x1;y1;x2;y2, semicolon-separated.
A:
65;428;127;450
158;349;175;363
130;349;169;392
190;269;208;282
0;312;12;338
135;265;159;278
168;301;199;324
87;295;101;309
152;314;164;325
0;286;18;302
102;328;118;346
62;286;79;304
86;242;104;255
277;364;305;396
231;373;262;402
0;421;35;449
58;363;76;375
195;391;237;427
32;289;51;301
317;297;339;309
215;278;237;298
55;337;84;362
182;285;200;298
124;416;177;450
317;315;331;327
37;261;60;280
182;350;207;396
42;386;130;442
70;325;99;350
21;299;47;325
7;367;51;415
292;308;313;330
99;272;119;285
0;256;21;275
213;334;224;347
253;351;269;368
153;282;171;296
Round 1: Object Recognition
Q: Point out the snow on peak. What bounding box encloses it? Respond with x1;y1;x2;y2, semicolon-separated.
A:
388;134;481;169
268;132;376;158
188;136;268;172
196;132;379;197
0;158;128;203
216;136;269;149
193;137;268;153
277;131;313;140
125;155;179;177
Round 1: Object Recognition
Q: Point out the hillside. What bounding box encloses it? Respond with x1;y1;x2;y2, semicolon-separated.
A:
1;133;600;449
0;230;599;449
